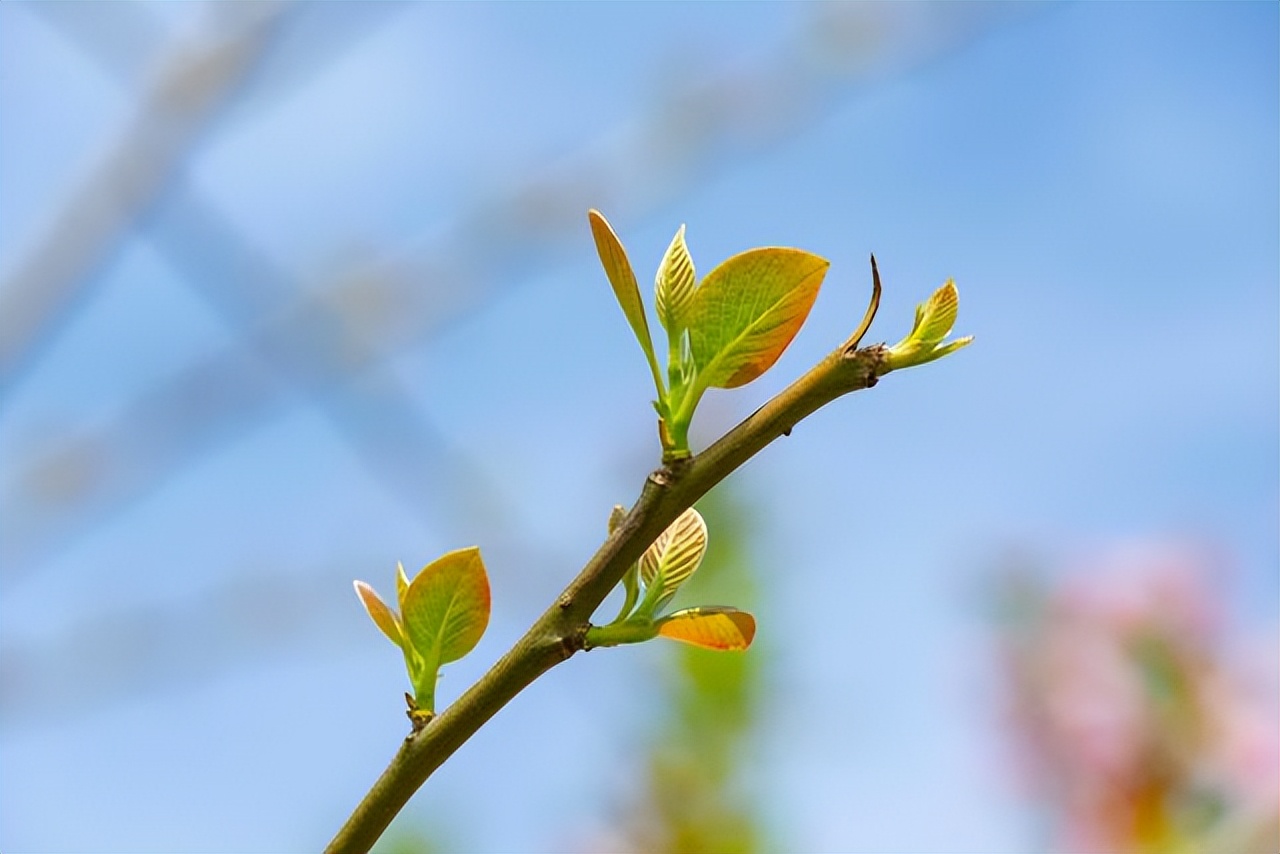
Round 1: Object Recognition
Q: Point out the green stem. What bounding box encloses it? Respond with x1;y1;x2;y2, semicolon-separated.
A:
611;563;639;623
668;380;703;449
666;331;682;393
409;649;441;716
646;351;668;414
584;619;659;648
324;341;890;854
631;565;668;623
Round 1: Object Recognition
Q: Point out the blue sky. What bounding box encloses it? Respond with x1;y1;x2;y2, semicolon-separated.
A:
1;3;1276;852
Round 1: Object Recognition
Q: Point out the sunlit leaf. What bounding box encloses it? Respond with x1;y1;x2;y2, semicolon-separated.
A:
655;225;696;335
687;248;828;389
354;580;405;648
657;606;756;651
914;280;959;344
931;335;973;360
396;561;410;611
639;507;708;604
402;547;491;667
588;210;662;386
885;279;972;370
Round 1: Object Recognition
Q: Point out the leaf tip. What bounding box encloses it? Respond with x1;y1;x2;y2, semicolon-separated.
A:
734;610;757;648
396;561;411;607
354;579;405;648
885;275;971;369
587;209;624;250
657;606;756;651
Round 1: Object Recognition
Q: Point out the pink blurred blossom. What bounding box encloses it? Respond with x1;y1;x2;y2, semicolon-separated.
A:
995;542;1278;853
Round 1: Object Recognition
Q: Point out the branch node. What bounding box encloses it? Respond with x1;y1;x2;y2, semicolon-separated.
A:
404;694;433;733
561;628;586;659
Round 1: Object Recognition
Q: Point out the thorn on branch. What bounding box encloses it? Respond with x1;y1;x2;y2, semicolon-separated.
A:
843;254;883;353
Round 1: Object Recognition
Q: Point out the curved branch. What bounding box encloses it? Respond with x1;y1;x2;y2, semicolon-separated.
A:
325;341;891;853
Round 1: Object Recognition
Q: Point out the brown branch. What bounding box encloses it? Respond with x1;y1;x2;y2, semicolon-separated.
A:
325;340;891;853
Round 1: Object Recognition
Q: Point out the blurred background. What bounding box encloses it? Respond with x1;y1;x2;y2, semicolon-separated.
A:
1;3;1276;852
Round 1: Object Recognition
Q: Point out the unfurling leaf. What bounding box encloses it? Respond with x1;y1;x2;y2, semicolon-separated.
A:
687;248;828;390
354;580;405;648
657;606;756;651
402;547;491;668
639;506;708;607
913;279;958;344
655;225;696;335
885;279;973;370
588;210;664;395
395;561;410;610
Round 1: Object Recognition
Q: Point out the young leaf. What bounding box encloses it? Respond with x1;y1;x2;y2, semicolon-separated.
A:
402;547;491;668
396;561;410;611
655;224;696;335
885;279;973;370
913;279;959;344
354;580;405;649
657;606;756;651
687;248;829;390
588;210;664;397
639;506;708;607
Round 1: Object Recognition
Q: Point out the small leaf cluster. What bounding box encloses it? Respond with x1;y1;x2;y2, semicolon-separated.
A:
354;548;491;726
885;279;972;370
585;506;756;652
589;210;829;461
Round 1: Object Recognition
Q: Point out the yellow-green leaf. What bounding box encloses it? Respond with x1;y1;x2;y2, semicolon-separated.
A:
354;579;405;648
655;224;696;335
588;210;662;388
402;546;491;667
687;247;828;389
657;606;756;651
639;507;708;603
885;279;972;370
914;279;959;344
396;561;410;611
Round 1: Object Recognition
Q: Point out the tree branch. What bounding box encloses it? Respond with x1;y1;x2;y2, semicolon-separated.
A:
325;341;891;853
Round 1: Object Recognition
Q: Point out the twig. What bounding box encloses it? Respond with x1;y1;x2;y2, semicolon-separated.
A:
325;339;891;853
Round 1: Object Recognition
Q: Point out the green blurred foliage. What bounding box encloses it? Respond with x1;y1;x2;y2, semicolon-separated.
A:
617;486;769;854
